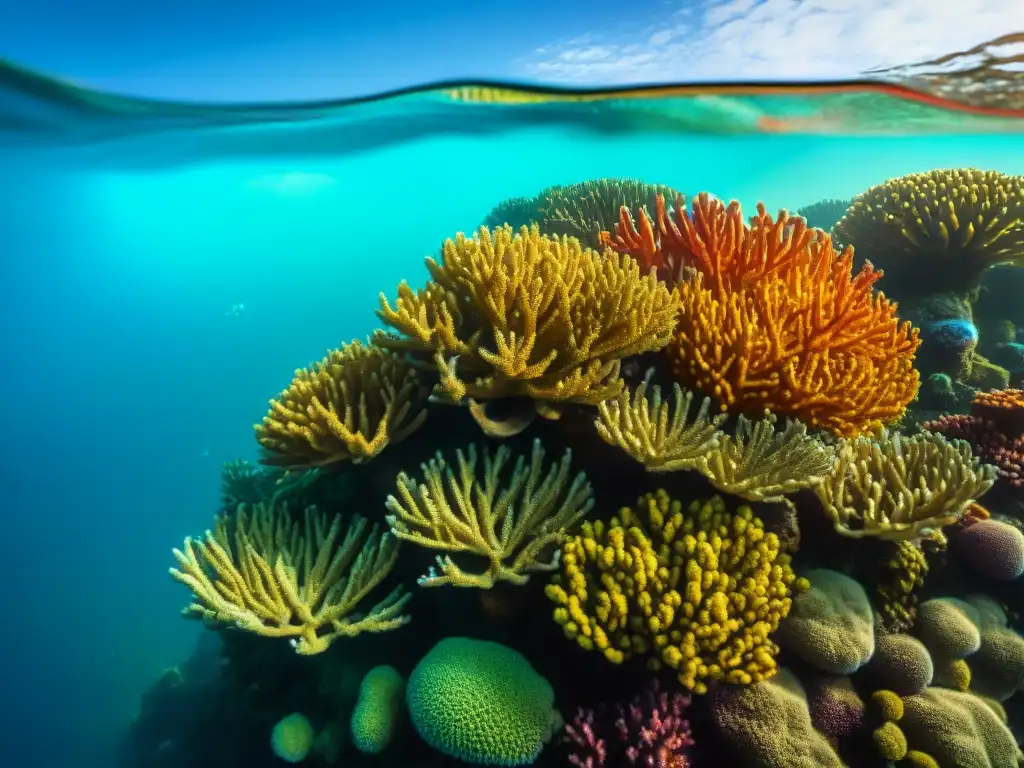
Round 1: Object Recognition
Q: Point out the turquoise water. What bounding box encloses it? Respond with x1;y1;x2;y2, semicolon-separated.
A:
3;62;1024;768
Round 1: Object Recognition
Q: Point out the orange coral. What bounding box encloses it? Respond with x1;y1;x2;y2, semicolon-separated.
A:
972;389;1024;435
605;193;921;437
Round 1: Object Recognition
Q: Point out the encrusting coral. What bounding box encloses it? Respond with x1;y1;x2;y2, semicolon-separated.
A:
375;225;679;421
595;373;836;503
814;430;997;539
546;489;806;693
775;568;876;675
255;340;428;468
385;439;594;588
924;387;1024;498
169;503;411;654
601;192;921;437
710;668;844;767
834;168;1024;297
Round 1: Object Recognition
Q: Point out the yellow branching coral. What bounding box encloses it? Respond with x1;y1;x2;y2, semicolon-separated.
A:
255;340;428;468
546;489;806;694
595;376;835;503
691;412;836;503
816;430;998;540
385;438;594;589
876;540;932;632
170;503;411;655
375;225;679;406
595;371;725;471
834;168;1024;296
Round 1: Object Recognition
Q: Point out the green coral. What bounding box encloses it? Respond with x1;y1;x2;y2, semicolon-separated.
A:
915;597;982;661
406;637;559;766
350;665;404;755
873;721;908;760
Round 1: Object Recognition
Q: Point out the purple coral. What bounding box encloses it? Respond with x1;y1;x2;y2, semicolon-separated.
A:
563;680;693;768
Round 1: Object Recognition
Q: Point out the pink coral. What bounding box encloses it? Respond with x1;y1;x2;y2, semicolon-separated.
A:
953;518;1024;580
563;680;693;768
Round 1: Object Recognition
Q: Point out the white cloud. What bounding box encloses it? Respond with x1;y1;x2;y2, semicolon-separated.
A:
516;0;1024;83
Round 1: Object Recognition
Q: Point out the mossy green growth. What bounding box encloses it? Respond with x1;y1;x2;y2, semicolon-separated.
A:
350;665;405;755
406;637;559;766
903;750;940;768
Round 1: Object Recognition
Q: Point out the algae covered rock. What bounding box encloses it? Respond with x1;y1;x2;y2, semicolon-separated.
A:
775;568;874;673
710;668;843;768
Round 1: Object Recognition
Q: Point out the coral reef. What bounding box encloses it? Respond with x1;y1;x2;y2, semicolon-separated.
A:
169;504;410;654
795;197;851;233
547;490;805;693
385;439;594;588
406;637;560;766
255;340;429;468
375;224;679;425
814;430;997;539
833;168;1024;298
141;171;1024;768
603;192;921;436
562;679;693;767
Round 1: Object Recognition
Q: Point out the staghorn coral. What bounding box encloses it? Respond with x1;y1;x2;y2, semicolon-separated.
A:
594;372;725;472
814;430;997;539
385;439;594;589
536;178;681;250
710;668;843;768
834;168;1024;297
689;411;836;504
255;340;428;469
605;192;921;436
562;679;693;768
546;489;805;693
595;375;835;502
775;568;876;674
375;225;679;411
169;503;411;654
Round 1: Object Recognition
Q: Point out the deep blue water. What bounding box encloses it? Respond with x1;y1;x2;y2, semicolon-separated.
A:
1;65;1023;768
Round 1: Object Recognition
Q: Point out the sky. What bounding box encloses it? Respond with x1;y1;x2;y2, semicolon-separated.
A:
1;0;1021;102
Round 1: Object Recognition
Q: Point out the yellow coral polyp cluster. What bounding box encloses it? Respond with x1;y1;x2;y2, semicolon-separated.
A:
546;489;806;693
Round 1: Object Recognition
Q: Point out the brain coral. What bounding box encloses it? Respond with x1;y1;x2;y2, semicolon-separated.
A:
710;668;843;768
915;597;982;661
406;637;559;766
863;633;934;696
953;518;1024;580
775;569;875;674
900;687;1023;768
